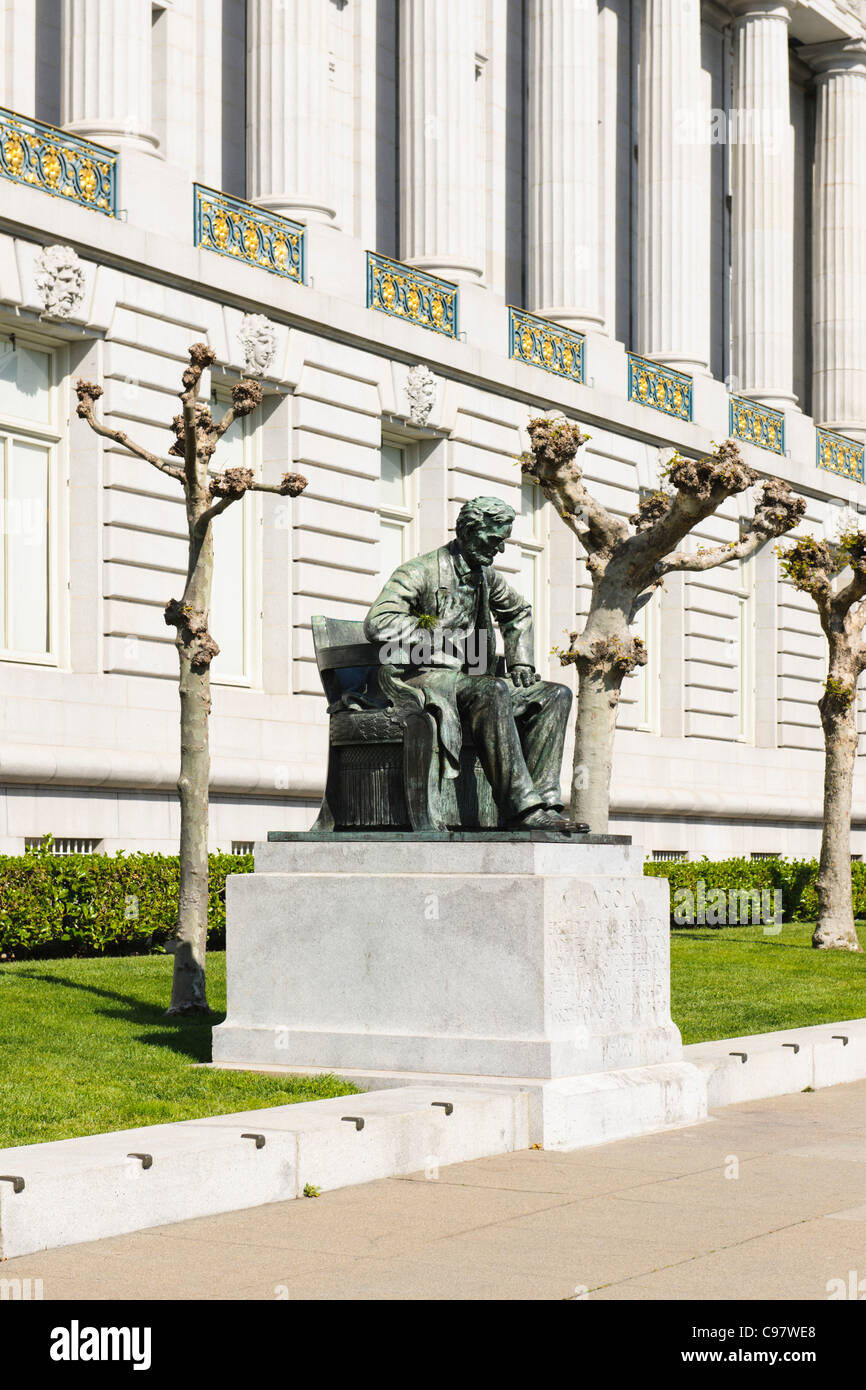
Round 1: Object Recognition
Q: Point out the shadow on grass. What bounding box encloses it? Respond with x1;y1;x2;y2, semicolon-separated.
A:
671;930;811;950
11;969;224;1062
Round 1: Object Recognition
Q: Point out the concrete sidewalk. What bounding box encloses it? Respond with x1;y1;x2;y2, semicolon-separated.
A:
5;1081;866;1301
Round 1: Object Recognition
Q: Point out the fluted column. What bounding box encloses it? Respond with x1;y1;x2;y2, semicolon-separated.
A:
61;0;158;154
637;0;709;375
399;0;483;283
803;39;866;440
527;0;603;332
247;0;335;224
730;1;797;409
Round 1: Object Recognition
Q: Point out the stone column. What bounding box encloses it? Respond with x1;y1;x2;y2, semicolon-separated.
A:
527;0;603;332
803;39;866;440
398;0;483;283
1;0;37;118
246;0;335;224
730;1;797;410
637;0;709;375
61;0;158;154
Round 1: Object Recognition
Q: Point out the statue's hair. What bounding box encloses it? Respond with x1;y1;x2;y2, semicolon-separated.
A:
456;495;516;539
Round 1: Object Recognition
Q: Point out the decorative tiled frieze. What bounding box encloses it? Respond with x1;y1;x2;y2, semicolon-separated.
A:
729;395;785;455
366;253;458;338
816;426;864;484
194;185;304;283
627;353;692;421
0;107;116;216
508;308;585;384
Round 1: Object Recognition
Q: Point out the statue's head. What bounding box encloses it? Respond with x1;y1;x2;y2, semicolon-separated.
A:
455;496;517;570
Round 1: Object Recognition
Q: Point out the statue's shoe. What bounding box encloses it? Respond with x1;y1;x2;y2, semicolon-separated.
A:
508;807;589;835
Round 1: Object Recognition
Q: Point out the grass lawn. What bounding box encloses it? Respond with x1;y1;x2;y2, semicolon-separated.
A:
671;919;866;1044
0;952;356;1149
3;923;866;1147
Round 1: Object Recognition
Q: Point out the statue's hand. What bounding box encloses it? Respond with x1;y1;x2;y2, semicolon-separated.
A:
509;664;538;687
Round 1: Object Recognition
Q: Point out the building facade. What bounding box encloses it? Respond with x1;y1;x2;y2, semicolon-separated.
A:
2;0;866;858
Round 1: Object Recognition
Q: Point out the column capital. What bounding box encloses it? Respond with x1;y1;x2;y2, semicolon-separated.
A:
729;1;795;22
799;37;866;79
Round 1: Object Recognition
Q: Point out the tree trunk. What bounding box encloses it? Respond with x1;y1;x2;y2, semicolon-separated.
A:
814;694;862;952
167;524;215;1014
572;662;622;832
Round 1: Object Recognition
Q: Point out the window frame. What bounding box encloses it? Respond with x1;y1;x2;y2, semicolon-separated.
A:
208;388;263;690
378;435;419;581
0;327;66;668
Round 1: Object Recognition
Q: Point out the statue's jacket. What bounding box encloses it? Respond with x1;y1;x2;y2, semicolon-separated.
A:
364;540;534;778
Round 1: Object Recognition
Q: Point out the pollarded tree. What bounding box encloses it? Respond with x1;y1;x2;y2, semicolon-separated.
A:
520;418;805;832
778;532;866;952
76;344;307;1013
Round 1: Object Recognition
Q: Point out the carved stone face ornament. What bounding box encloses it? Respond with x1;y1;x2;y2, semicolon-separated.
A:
34;244;86;320
237;313;277;376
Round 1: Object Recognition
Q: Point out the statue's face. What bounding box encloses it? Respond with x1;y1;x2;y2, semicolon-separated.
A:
458;517;513;569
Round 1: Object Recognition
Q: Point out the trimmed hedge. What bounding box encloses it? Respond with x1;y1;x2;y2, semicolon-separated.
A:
0;847;254;960
2;849;861;957
645;855;866;926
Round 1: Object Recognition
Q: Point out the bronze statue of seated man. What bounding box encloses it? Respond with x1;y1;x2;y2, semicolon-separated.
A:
364;495;583;834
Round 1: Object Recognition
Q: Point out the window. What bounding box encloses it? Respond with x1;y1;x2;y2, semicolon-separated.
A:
652;850;687;862
513;478;545;627
209;402;259;685
24;837;103;855
735;541;756;742
751;852;780;861
378;441;416;583
0;334;60;663
231;840;254;855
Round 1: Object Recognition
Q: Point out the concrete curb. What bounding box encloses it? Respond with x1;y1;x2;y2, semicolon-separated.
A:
4;1017;865;1261
0;1086;528;1261
685;1018;866;1108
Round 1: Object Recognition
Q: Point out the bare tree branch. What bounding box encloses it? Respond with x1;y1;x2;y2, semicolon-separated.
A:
520;418;628;556
195;469;308;534
213;378;266;439
74;382;184;481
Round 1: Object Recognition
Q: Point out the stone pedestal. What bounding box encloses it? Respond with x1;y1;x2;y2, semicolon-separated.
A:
212;835;707;1150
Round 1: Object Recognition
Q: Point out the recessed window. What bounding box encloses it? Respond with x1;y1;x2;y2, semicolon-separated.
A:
378;441;416;583
209;401;259;686
0;335;59;662
652;850;687;862
231;840;254;855
750;852;780;861
24;837;103;855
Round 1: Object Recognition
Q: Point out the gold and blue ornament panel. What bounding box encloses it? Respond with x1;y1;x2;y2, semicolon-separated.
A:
0;107;116;216
627;354;692;421
729;395;785;455
366;253;458;338
508;308;585;383
194;185;304;283
816;427;864;484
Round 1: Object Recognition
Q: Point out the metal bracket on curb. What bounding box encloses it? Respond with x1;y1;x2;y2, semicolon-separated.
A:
730;1052;748;1063
431;1102;454;1115
241;1133;266;1149
341;1116;365;1131
782;1043;800;1054
0;1175;25;1193
127;1153;153;1169
833;1035;849;1046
